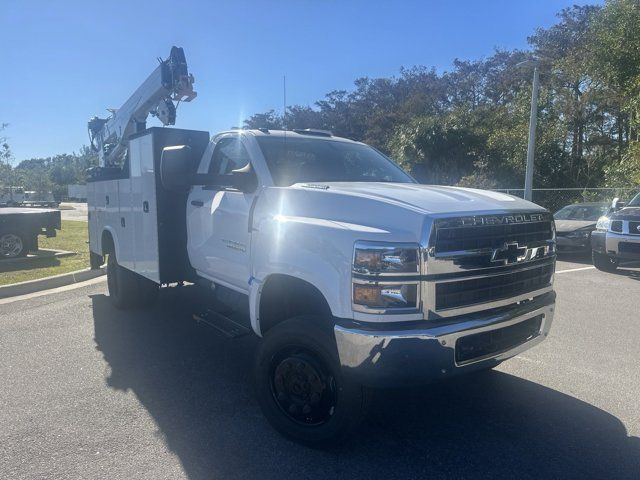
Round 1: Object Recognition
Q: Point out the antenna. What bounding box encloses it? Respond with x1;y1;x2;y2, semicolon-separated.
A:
283;75;288;149
283;75;287;131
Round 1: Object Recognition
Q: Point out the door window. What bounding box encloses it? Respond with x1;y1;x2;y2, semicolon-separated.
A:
208;136;251;176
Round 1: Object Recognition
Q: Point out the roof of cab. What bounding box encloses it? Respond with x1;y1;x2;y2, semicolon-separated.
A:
217;128;360;144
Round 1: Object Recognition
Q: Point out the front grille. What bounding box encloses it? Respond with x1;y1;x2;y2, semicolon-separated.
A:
611;220;623;233
427;212;555;317
435;217;553;253
435;263;554;310
629;221;640;235
455;315;543;364
619;242;640;254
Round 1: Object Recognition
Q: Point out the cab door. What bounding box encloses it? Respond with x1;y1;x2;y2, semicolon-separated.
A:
187;134;257;292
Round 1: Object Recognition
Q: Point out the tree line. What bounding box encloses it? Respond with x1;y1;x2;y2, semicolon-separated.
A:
245;0;640;189
1;124;97;200
1;0;639;197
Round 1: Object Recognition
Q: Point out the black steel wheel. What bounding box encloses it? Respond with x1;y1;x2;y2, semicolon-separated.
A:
255;317;370;445
270;347;337;426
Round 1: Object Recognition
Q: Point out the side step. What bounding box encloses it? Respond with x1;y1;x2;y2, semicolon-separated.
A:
193;309;251;338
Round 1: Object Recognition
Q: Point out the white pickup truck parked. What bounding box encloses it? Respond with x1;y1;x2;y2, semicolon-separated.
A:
87;127;557;444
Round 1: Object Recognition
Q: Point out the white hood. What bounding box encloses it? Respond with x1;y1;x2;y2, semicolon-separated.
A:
257;182;548;245
291;182;545;216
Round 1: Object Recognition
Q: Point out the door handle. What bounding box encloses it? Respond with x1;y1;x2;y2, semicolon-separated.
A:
191;200;204;207
143;201;149;213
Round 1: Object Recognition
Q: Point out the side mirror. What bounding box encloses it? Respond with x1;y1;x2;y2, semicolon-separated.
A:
611;197;625;211
161;145;197;192
229;163;257;193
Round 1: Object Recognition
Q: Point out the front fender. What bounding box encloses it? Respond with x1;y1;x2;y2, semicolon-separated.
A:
250;216;357;332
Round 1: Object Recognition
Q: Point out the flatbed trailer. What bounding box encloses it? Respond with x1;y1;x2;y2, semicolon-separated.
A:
0;201;59;208
0;208;61;258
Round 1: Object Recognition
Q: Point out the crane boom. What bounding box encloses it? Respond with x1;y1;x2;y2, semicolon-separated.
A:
88;46;196;167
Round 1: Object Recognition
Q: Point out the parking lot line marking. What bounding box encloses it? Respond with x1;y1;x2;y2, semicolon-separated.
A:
556;266;596;274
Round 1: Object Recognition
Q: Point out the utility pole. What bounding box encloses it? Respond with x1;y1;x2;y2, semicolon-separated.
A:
518;59;540;202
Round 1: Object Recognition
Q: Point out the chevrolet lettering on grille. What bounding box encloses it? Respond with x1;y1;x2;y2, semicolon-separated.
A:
434;212;551;230
461;213;546;227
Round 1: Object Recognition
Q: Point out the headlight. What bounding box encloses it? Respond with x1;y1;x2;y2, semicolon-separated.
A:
353;283;418;309
353;242;419;275
595;216;610;231
352;241;421;313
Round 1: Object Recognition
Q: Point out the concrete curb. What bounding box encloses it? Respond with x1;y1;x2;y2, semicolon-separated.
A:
0;249;76;267
0;267;106;299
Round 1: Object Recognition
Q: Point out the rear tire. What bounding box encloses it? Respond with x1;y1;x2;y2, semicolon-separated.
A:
0;231;28;258
254;317;370;446
106;253;158;309
592;251;618;272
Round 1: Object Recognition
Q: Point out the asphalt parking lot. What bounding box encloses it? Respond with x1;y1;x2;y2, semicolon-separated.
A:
1;255;639;479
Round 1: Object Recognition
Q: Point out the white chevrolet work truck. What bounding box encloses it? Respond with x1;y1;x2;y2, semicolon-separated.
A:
87;127;556;444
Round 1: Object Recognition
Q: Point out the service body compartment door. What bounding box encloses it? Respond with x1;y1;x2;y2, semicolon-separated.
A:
117;177;135;270
88;179;121;258
87;181;99;253
129;133;160;282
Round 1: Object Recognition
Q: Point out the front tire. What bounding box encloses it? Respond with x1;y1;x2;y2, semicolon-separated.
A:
254;317;370;446
106;253;157;309
592;250;618;272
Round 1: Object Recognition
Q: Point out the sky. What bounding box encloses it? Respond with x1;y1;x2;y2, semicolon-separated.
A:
1;0;600;163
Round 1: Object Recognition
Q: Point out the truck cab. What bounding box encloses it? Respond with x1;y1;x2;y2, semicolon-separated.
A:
88;127;557;444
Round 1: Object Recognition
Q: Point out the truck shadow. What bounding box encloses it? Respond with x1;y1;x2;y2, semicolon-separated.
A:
91;289;640;480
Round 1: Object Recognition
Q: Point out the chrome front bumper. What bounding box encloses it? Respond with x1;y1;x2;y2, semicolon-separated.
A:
334;292;555;387
605;232;640;259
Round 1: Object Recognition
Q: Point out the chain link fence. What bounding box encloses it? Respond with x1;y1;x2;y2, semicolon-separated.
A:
491;187;640;213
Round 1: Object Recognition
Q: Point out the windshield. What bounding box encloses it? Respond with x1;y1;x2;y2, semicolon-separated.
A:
255;136;415;187
554;204;609;221
627;193;640;206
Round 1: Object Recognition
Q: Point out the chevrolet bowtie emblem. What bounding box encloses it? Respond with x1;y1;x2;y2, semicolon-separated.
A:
491;242;528;265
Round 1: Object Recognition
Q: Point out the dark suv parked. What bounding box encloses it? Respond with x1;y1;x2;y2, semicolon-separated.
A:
591;193;640;271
